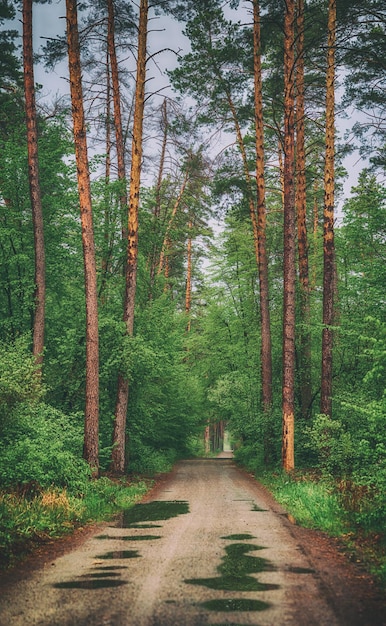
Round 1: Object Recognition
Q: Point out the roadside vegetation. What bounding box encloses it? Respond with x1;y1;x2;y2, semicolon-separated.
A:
0;478;149;569
235;453;386;587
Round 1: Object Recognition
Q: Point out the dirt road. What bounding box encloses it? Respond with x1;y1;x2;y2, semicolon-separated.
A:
0;457;385;626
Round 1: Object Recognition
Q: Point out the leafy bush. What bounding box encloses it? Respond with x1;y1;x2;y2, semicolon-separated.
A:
128;441;176;476
0;335;44;420
0;403;90;492
305;414;357;477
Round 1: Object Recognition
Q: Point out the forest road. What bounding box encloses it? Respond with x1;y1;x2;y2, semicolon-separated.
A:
0;456;385;626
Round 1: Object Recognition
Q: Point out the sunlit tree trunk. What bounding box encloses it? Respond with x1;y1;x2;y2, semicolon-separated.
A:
321;0;336;417
282;0;296;472
112;0;148;474
66;0;99;475
253;0;273;418
295;0;312;419
23;0;45;374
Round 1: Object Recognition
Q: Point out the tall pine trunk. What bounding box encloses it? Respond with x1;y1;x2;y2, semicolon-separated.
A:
111;0;148;474
66;0;99;475
157;169;189;277
295;0;312;419
149;99;168;297
282;0;296;472
320;0;336;417
225;91;260;268
107;0;128;218
23;0;45;373
100;51;111;303
253;0;273;417
185;219;193;333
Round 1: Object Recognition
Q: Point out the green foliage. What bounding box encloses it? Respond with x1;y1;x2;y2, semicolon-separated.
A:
259;472;347;535
128;443;176;476
0;478;148;568
0;403;91;492
305;414;357;477
0;335;43;418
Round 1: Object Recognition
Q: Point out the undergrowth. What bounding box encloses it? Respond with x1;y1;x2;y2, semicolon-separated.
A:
257;470;386;588
0;477;149;569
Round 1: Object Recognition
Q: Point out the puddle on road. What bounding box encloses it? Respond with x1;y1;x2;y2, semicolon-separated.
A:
221;533;256;541
81;572;122;578
96;550;140;559
186;543;277;593
96;534;161;541
93;565;127;570
287;566;315;574
120;500;189;528
187;535;277;615
54;579;127;589
202;598;270;612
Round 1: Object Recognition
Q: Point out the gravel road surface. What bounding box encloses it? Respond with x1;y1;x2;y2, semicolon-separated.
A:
0;457;385;626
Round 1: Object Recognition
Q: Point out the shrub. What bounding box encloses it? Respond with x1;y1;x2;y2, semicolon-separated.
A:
0;403;90;492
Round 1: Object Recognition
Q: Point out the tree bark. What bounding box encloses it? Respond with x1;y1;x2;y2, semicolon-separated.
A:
253;0;273;415
295;0;312;419
157;169;189;277
282;0;296;473
149;99;168;297
66;0;99;475
320;0;336;417
111;0;148;474
23;0;45;374
100;50;111;303
107;0;128;225
225;91;260;268
185;219;193;332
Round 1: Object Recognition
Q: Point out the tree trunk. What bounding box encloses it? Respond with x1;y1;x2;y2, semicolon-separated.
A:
185;219;193;332
111;0;148;474
100;50;111;303
225;91;260;268
66;0;99;475
157;169;189;277
320;0;336;418
295;0;312;419
312;181;319;290
282;0;296;473
253;0;273;415
149;99;168;297
23;0;45;374
107;0;128;219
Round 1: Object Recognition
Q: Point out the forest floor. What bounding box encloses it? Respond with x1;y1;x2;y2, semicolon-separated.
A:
0;455;385;626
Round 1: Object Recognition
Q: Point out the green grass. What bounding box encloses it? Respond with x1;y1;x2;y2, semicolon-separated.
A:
0;477;149;569
258;471;386;588
260;473;347;535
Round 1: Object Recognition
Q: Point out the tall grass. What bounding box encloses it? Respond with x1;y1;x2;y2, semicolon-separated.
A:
258;471;386;587
0;478;149;569
260;473;347;535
